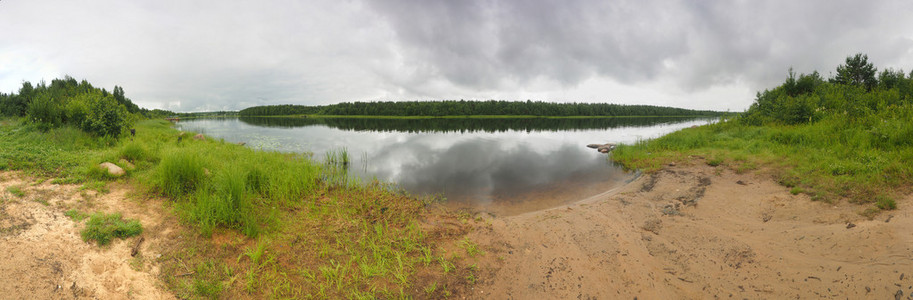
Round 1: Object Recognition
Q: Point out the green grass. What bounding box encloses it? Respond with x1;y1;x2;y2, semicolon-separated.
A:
1;117;474;298
65;209;90;221
6;185;25;197
80;212;143;246
612;112;913;210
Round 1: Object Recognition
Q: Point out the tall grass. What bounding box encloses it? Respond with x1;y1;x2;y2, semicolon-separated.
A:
155;149;207;199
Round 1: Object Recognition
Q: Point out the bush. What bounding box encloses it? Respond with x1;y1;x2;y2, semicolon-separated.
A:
79;93;132;137
27;93;65;130
80;212;143;245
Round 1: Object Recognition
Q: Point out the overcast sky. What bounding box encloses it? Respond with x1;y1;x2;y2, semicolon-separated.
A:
2;0;912;112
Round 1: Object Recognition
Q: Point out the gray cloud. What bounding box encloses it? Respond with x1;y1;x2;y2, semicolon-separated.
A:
370;0;913;95
2;0;912;111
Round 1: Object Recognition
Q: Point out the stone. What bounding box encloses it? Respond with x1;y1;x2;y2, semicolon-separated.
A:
586;144;601;149
99;162;125;177
193;134;205;141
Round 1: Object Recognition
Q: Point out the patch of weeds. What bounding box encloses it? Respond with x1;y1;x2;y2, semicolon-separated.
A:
79;181;109;193
6;185;25;197
458;237;484;258
33;197;49;206
875;195;897;210
706;157;723;167
419;246;433;266
80;212;143;245
438;256;455;274
777;175;799;188
860;207;880;220
187;260;226;299
130;253;145;271
735;162;758;174
789;187;803;195
424;281;438;295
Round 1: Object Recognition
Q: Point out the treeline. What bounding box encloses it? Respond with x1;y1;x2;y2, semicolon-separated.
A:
742;53;913;126
0;76;165;137
239;100;726;117
238;116;710;133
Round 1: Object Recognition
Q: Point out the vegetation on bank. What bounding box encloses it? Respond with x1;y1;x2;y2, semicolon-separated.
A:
0;77;481;298
613;53;913;213
239;99;727;117
239;114;713;133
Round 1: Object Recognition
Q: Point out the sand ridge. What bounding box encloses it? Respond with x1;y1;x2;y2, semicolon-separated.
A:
468;163;913;299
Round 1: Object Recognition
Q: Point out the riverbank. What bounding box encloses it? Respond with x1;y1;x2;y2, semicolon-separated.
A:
0;118;484;299
467;159;913;298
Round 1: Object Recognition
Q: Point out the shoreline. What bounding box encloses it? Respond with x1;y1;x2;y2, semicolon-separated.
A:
466;159;913;298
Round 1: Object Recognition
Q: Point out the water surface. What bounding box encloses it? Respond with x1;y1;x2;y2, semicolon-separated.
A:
177;116;714;215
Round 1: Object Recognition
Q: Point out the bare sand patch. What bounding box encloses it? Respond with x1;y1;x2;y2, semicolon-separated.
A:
0;172;174;300
467;163;913;299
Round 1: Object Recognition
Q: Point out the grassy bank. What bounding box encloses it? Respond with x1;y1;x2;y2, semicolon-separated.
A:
613;55;913;215
0;117;481;298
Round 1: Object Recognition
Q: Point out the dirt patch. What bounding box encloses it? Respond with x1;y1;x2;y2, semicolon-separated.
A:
467;163;913;299
0;172;175;299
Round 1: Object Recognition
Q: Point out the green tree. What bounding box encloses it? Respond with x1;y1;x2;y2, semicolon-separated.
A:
833;53;877;90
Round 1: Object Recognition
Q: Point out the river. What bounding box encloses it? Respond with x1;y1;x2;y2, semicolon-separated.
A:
177;116;715;215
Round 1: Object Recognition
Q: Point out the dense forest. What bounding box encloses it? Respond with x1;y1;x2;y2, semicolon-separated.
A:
0;76;170;136
238;115;711;133
239;100;726;117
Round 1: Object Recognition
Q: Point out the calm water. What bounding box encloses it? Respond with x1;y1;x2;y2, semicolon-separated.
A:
177;116;715;215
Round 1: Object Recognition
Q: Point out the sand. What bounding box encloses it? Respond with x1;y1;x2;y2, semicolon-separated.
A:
3;160;912;299
467;163;913;299
0;172;173;300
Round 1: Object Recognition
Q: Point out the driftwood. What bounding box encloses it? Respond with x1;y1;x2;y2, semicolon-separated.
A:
131;236;145;257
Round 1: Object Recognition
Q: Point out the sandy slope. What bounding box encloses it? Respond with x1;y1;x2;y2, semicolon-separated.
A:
0;172;173;300
468;163;913;299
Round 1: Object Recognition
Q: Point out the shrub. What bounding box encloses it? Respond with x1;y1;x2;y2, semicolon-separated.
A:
81;212;143;245
78;93;132;137
27;92;64;130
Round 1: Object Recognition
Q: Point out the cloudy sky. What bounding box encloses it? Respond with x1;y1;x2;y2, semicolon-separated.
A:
2;0;912;112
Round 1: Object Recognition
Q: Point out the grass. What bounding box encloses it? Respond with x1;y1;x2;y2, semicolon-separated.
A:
1;117;476;298
80;212;143;246
6;185;25;197
65;209;90;221
612;113;913;214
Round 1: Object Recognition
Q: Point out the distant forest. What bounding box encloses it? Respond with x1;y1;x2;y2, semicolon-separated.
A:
238;115;713;133
238;100;726;117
